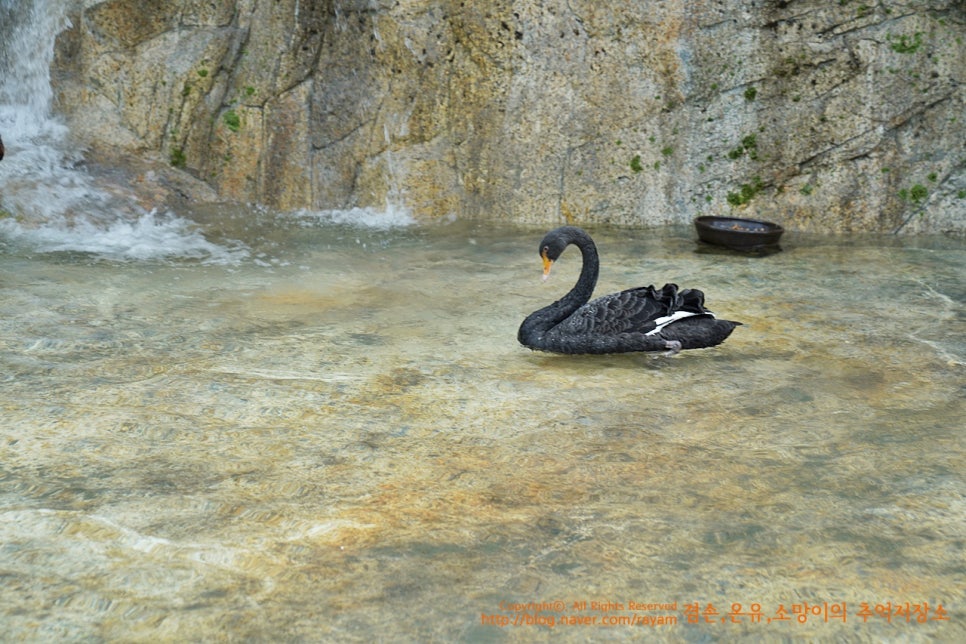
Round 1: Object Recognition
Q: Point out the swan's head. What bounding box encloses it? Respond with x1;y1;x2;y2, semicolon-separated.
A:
540;246;554;281
538;226;582;281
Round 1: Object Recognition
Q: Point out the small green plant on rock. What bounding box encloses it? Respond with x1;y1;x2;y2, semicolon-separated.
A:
726;176;765;207
899;183;928;204
727;133;759;161
630;155;644;173
889;32;922;54
223;109;241;133
170;147;186;168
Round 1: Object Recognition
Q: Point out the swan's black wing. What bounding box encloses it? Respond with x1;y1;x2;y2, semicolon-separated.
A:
558;283;713;337
535;283;736;354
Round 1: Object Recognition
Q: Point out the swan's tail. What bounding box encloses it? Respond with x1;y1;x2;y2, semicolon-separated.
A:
659;316;742;349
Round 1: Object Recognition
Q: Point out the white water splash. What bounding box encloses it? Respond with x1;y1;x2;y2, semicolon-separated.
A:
294;204;416;230
0;210;248;263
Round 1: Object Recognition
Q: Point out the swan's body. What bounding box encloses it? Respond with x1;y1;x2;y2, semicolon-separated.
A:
518;226;740;355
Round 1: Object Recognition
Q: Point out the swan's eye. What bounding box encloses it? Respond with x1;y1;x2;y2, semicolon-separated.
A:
541;245;550;259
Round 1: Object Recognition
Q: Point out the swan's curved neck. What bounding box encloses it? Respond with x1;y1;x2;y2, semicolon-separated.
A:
561;228;599;310
518;228;599;345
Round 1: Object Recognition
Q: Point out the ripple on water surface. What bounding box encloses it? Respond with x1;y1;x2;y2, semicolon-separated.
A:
0;218;963;641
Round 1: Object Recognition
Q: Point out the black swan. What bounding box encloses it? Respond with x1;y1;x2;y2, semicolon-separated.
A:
518;226;740;355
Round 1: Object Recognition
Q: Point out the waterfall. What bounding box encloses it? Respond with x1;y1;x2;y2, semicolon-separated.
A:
0;0;244;262
0;2;65;128
0;0;97;222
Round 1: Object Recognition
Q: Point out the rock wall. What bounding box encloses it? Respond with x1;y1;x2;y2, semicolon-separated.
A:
52;0;966;233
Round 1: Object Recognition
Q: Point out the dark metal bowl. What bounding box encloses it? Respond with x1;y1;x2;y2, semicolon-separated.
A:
694;215;784;250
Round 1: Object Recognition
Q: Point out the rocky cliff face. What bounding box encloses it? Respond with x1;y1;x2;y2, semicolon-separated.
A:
52;0;966;233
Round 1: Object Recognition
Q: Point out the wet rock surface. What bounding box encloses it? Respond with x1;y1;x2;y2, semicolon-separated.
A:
50;0;966;232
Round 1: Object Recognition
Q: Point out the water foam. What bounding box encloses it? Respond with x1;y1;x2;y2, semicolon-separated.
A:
0;210;248;263
295;204;416;230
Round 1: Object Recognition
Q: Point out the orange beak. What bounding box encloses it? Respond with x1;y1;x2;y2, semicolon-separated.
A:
541;251;553;282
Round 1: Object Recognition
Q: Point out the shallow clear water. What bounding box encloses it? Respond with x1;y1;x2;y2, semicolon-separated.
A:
1;213;964;641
